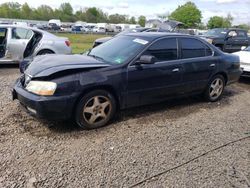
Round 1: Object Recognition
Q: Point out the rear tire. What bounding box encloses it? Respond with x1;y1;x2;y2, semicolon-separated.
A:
204;75;225;102
75;90;116;129
37;50;54;56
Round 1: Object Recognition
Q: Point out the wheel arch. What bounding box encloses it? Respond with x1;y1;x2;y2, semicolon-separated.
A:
36;49;55;55
214;72;228;84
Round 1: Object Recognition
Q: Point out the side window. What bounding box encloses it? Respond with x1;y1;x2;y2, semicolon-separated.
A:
181;38;211;59
12;28;32;40
144;38;178;62
237;31;246;37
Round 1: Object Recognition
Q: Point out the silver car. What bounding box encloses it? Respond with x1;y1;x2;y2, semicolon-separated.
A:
0;25;72;64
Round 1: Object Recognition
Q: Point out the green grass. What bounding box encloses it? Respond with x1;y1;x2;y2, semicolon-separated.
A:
55;33;110;54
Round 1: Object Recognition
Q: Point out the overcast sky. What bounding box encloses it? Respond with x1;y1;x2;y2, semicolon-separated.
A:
1;0;250;24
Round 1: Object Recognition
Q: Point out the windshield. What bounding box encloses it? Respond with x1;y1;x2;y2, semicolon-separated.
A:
243;46;250;51
205;28;228;37
88;36;149;64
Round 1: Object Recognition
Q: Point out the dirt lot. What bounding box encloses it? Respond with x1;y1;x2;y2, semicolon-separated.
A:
0;66;249;188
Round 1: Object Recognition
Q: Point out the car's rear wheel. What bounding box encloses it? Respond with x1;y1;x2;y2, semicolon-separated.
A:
75;90;116;129
37;50;54;56
204;75;225;102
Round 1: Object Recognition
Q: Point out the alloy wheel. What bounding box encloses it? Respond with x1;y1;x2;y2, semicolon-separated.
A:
83;96;112;126
209;78;224;100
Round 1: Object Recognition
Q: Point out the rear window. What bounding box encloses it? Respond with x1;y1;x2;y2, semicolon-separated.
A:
12;28;33;39
180;38;212;59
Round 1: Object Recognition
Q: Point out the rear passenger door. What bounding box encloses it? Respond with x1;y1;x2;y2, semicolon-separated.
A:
179;38;218;93
6;27;33;61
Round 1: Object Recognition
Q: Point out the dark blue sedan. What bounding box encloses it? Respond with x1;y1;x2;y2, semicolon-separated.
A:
13;33;242;129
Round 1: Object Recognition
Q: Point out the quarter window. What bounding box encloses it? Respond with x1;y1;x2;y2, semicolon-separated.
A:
144;38;178;62
180;38;212;59
12;28;33;39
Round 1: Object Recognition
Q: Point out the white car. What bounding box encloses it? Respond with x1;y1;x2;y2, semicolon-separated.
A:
92;27;106;33
233;46;250;77
0;25;72;64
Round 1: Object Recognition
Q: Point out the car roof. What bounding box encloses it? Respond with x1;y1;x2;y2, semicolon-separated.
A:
124;32;191;40
0;24;45;33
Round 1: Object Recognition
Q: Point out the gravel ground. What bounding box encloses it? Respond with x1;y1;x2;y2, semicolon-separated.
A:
0;66;249;188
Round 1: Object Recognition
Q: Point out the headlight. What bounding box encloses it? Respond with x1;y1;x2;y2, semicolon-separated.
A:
207;38;213;44
26;81;57;96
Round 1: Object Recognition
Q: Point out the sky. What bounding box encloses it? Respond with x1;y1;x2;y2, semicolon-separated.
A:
1;0;250;25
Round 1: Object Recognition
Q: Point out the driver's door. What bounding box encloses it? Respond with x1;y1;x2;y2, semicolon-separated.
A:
5;27;33;61
126;38;183;107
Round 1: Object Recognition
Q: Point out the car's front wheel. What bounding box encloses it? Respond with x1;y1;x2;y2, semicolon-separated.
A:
204;75;225;102
75;90;116;129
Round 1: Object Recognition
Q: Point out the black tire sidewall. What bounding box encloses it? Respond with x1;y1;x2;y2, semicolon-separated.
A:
205;75;225;102
75;90;116;129
37;50;54;56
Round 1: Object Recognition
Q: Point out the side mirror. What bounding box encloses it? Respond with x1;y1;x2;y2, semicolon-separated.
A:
137;55;156;65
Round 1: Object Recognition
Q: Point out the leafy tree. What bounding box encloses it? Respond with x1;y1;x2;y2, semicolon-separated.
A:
109;14;127;24
129;16;136;24
33;5;54;20
169;1;202;28
138;16;146;27
58;3;76;22
0;2;21;19
235;24;250;30
21;3;33;19
207;15;233;29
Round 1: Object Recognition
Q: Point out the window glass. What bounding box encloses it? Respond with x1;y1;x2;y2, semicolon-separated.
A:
88;36;147;64
181;38;209;59
144;38;178;61
12;28;32;39
0;28;7;38
237;31;246;37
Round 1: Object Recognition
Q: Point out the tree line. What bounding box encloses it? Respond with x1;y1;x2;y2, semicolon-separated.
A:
0;2;146;26
0;1;249;30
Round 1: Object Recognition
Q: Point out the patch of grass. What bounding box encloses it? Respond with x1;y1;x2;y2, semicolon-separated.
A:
55;33;111;54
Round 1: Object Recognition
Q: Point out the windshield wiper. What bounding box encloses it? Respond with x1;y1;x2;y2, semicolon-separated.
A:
88;54;108;63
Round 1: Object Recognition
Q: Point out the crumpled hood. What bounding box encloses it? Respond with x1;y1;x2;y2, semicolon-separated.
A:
25;54;110;77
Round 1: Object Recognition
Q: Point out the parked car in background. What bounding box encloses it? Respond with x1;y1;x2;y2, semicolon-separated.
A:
0;25;71;64
92;26;106;33
233;46;250;77
48;23;61;31
203;28;250;53
93;21;185;48
93;27;154;47
71;25;83;32
13;33;241;129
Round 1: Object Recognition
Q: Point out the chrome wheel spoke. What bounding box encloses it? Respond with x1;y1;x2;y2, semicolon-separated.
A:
84;107;94;114
101;101;110;110
93;96;100;106
89;114;98;124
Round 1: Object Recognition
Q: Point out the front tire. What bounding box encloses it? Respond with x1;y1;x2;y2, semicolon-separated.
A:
204;75;225;102
75;90;116;129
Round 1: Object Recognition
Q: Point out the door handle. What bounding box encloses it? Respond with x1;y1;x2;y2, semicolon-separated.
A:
210;64;216;67
172;68;180;72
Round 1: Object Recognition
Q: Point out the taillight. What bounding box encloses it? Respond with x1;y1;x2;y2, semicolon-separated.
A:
65;40;71;47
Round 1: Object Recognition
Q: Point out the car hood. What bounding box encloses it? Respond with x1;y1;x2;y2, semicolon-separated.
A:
25;54;110;78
